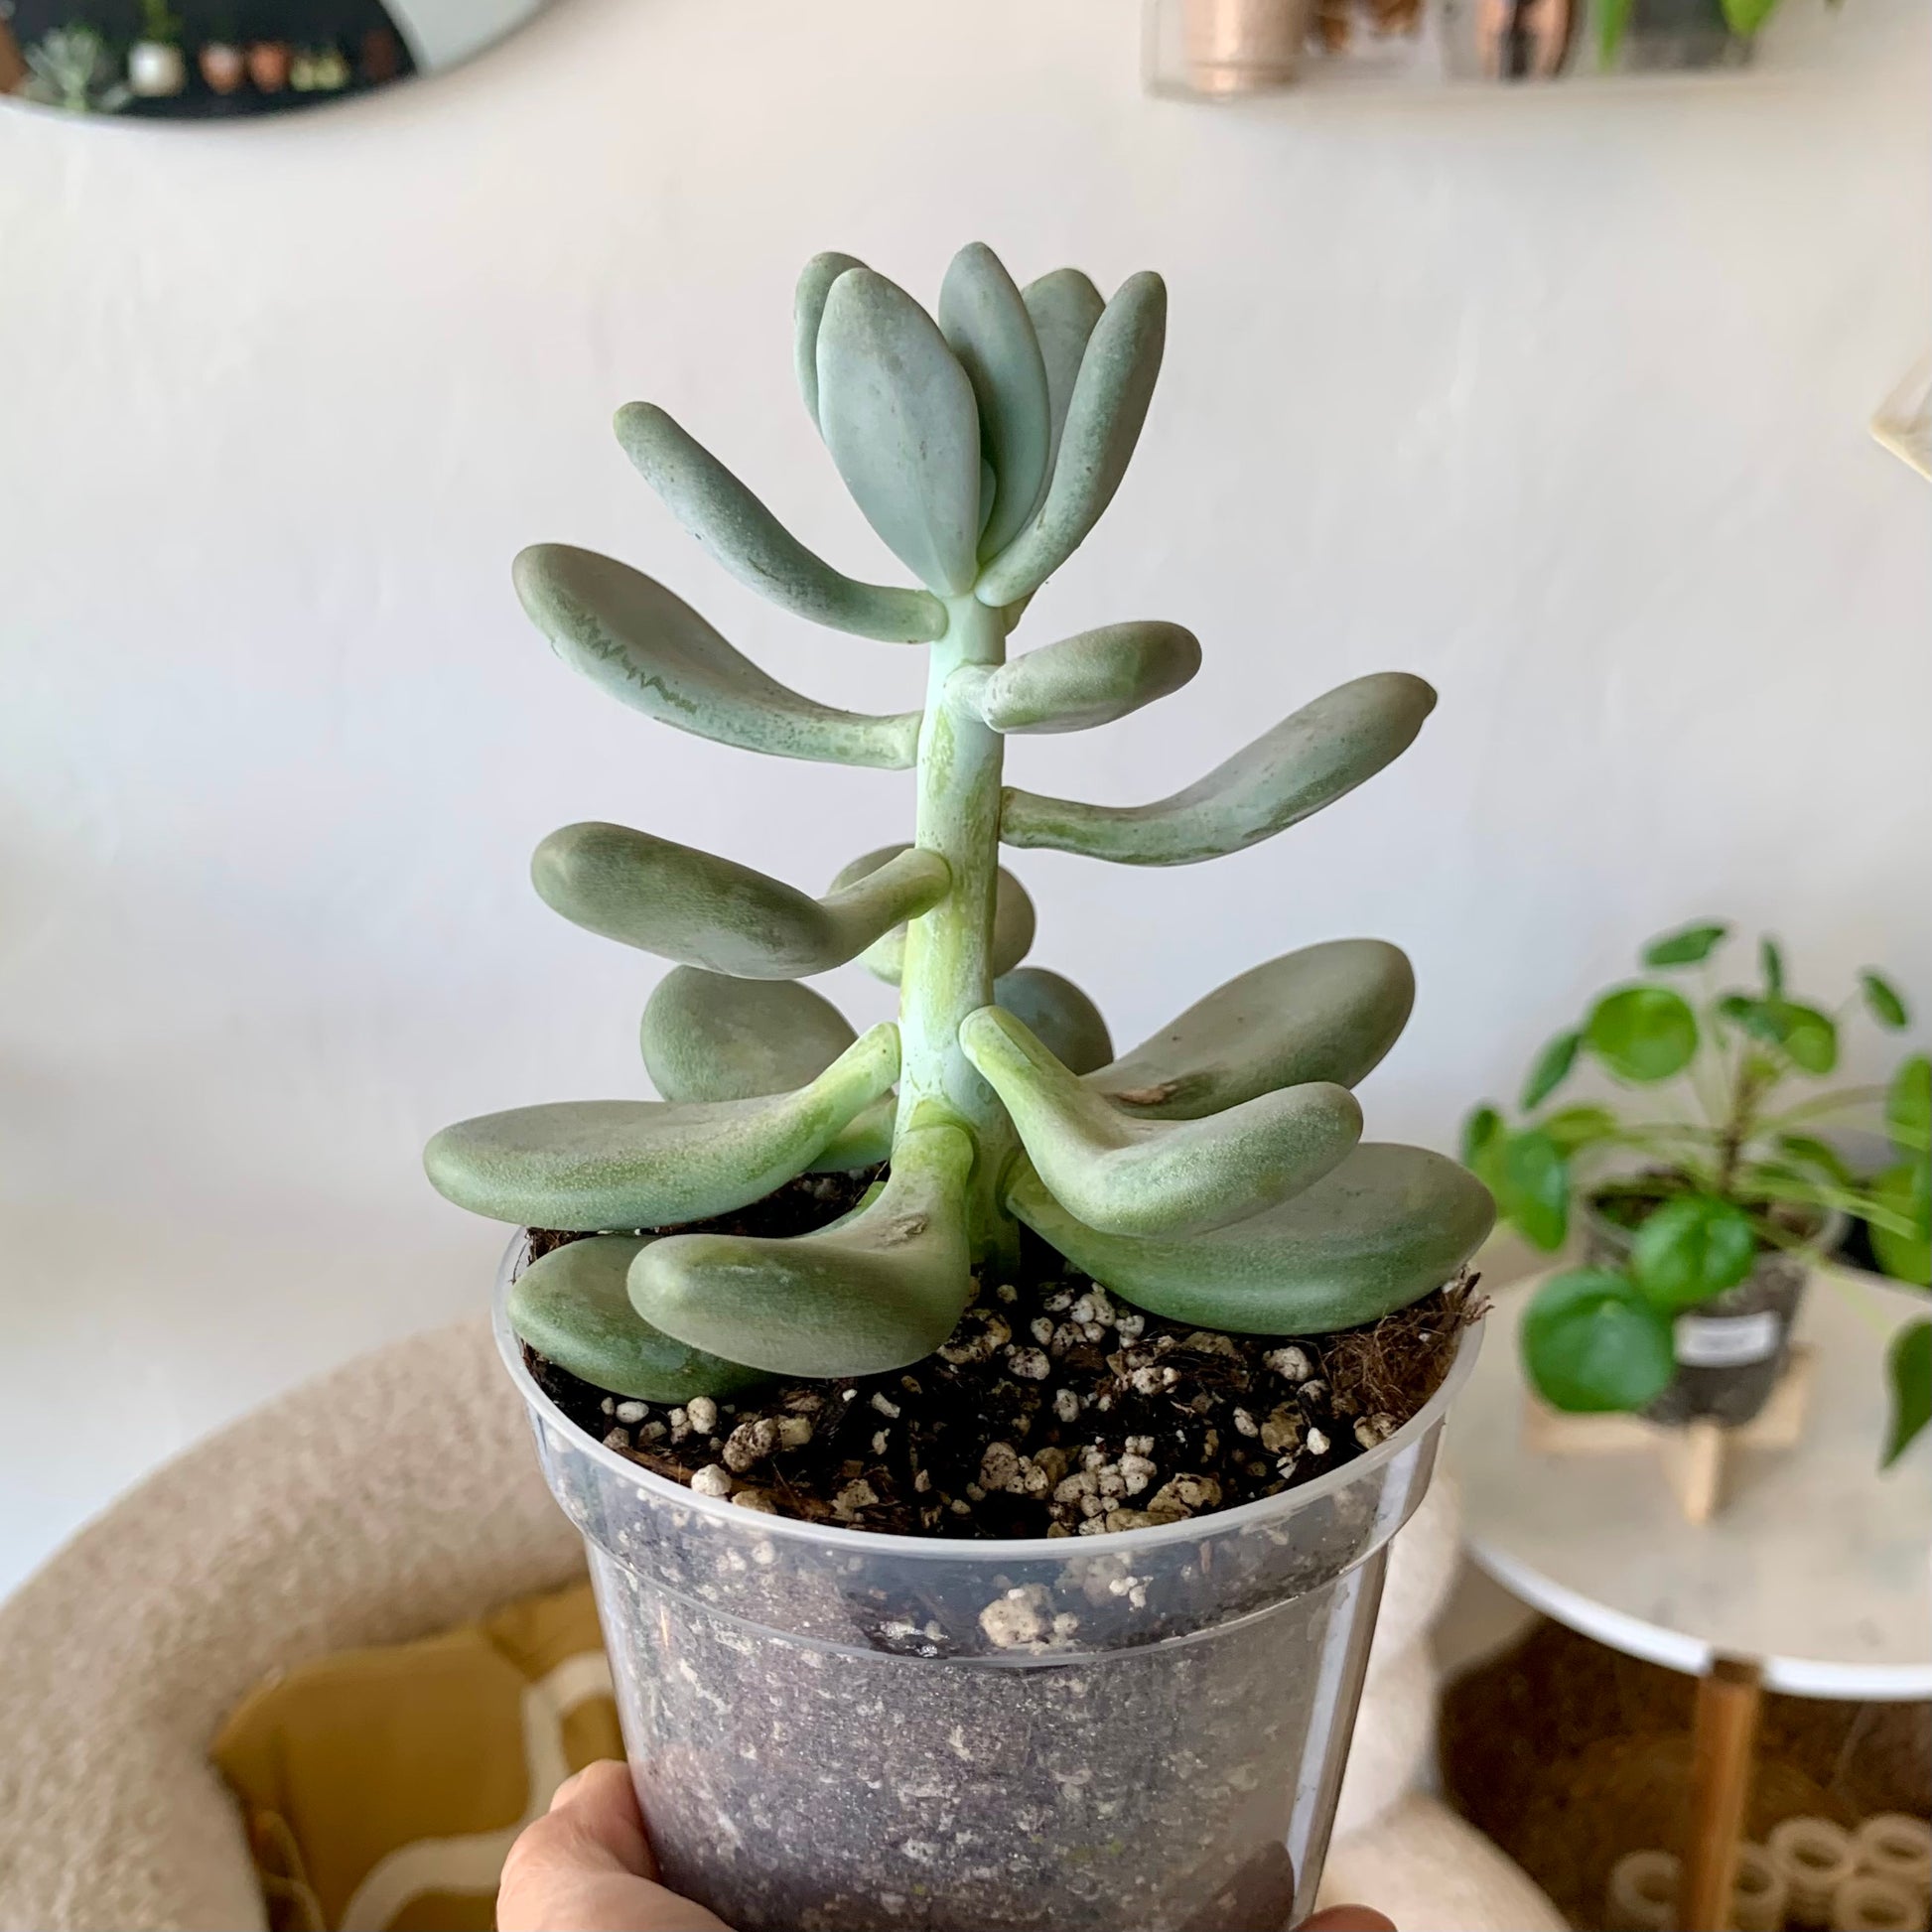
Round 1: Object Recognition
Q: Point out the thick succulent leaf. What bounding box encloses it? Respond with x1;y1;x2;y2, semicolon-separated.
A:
815;268;982;596
808;1092;897;1173
513;544;919;768
793;250;864;427
533;823;948;978
640;967;856;1103
978;271;1167;607
507;1235;766;1402
1089;939;1415;1119
963;621;1200;735
1022;268;1106;471
963;1006;1361;1238
424;1026;898;1229
830;843;1035;985
1008;1143;1496;1333
615;402;944;643
631;1123;976;1377
1001;673;1436;866
938;243;1051;560
993;966;1113;1075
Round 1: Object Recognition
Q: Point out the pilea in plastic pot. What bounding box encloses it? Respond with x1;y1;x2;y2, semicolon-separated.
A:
427;244;1495;1932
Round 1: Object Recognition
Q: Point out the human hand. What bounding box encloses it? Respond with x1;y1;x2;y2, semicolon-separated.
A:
497;1759;1396;1932
496;1761;731;1932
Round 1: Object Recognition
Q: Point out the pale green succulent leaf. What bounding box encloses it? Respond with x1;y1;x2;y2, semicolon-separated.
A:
816;268;983;596
506;1235;766;1403
978;271;1167;607
1089;939;1416;1118
513;544;919;768
793;250;865;427
961;1006;1362;1239
640;967;857;1103
962;621;1200;736
1022;268;1106;473
631;1123;976;1377
993;966;1114;1075
614;402;944;643
830;843;1035;986
424;1025;899;1230
938;242;1051;560
533;823;948;978
807;1092;897;1173
1001;672;1437;866
1007;1143;1496;1333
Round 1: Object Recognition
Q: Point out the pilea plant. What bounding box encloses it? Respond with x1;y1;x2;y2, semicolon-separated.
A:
1464;921;1930;1460
426;243;1493;1402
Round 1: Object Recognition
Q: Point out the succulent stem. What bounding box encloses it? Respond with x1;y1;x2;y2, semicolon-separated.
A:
897;593;1020;1264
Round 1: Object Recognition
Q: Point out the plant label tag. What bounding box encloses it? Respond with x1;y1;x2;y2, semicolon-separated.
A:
1674;1310;1779;1368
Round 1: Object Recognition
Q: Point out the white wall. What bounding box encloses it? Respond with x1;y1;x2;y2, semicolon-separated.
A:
2;0;1926;1594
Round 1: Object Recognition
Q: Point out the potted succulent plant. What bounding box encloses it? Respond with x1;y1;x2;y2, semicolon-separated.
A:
17;24;131;113
127;0;187;97
425;243;1494;1932
1465;921;1930;1461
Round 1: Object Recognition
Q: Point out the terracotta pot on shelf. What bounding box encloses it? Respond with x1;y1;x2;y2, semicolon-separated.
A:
199;41;245;93
1179;0;1312;93
245;41;291;92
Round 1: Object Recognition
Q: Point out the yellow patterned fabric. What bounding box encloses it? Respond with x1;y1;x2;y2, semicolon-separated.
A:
211;1581;621;1932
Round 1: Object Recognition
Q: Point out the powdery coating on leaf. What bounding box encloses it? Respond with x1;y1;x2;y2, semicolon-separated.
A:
513;544;921;768
615;402;945;642
1001;672;1438;866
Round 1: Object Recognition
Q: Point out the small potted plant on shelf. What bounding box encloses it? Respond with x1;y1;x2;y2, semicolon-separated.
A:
198;20;246;96
127;0;187;97
425;242;1494;1932
18;24;131;114
1595;0;1825;72
244;37;291;93
1464;921;1930;1461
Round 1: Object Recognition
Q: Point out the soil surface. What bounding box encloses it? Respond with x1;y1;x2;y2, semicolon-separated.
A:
525;1170;1480;1540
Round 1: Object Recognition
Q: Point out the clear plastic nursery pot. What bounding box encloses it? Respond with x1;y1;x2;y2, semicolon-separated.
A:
496;1233;1479;1932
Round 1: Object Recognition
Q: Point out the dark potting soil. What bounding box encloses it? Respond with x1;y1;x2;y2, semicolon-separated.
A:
524;1170;1481;1540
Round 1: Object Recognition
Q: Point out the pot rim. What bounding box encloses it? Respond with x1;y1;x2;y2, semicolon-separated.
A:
1580;1187;1849;1259
492;1226;1482;1564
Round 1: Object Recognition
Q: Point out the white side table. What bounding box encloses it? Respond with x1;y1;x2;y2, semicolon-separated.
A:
1447;1267;1931;1929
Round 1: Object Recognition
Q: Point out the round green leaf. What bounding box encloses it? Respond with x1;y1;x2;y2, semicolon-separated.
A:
1522;1268;1676;1414
1882;1318;1932;1467
1777;1003;1838;1076
1888;1055;1931;1154
1540;1104;1620;1155
1628;1194;1758;1310
1460;1104;1504;1171
1862;970;1910;1032
1642;922;1728;969
1869;1161;1931;1288
1586;986;1700;1083
1759;936;1784;996
1521;1030;1582;1113
1497;1128;1571;1253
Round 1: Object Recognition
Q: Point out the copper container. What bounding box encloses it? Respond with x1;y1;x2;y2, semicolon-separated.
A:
1181;0;1310;92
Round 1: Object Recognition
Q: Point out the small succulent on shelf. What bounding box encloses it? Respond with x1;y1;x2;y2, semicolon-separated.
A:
426;243;1493;1405
19;25;132;114
1464;921;1930;1462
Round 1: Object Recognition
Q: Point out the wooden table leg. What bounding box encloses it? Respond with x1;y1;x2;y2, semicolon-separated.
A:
1681;1654;1764;1932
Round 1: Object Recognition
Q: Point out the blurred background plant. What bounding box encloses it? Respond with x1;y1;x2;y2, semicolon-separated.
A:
18;23;131;111
1463;921;1930;1460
